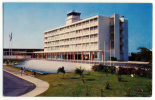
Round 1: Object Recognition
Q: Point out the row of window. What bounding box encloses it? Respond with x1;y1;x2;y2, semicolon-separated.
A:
45;34;98;46
44;26;98;38
44;17;98;35
45;42;98;50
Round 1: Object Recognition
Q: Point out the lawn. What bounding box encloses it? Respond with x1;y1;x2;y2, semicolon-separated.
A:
3;65;152;97
35;71;152;97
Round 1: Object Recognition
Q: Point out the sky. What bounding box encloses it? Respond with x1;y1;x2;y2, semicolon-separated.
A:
3;3;152;53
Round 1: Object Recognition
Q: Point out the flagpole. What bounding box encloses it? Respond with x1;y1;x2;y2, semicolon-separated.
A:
110;41;111;66
9;38;10;58
11;37;12;57
11;32;12;58
104;41;105;65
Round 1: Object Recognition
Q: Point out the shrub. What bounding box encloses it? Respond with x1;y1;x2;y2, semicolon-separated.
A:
105;81;110;90
92;65;99;71
57;66;65;79
118;75;122;82
147;69;152;79
118;67;136;75
75;67;84;80
135;68;152;79
111;57;117;61
92;64;115;74
118;67;122;76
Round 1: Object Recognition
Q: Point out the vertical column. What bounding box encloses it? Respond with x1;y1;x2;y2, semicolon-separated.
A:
32;53;33;58
16;53;17;60
61;53;62;60
55;53;57;60
74;52;75;60
46;53;48;59
102;51;104;62
67;52;68;60
51;53;52;60
43;53;44;59
82;52;83;61
38;53;39;59
91;52;93;61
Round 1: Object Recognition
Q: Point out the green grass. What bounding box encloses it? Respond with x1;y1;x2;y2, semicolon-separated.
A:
35;71;152;97
3;65;152;97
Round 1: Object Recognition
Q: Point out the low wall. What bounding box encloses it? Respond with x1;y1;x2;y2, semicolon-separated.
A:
3;55;31;59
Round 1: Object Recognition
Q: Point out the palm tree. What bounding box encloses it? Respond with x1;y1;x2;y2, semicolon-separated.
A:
74;67;84;80
57;66;65;79
136;47;152;63
136;47;152;74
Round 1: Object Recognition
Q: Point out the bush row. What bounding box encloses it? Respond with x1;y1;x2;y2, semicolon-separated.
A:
92;64;152;79
92;64;115;74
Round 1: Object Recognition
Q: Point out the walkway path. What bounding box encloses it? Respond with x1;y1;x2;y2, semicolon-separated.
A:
3;67;50;97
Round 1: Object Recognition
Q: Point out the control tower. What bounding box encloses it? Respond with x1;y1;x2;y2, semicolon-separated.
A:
66;10;81;25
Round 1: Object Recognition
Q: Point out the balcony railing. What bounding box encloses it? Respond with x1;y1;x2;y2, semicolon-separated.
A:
120;34;123;38
110;22;114;26
120;42;124;46
76;33;82;36
83;39;89;42
120;50;124;54
82;24;89;28
110;36;114;41
120;27;124;30
90;21;98;26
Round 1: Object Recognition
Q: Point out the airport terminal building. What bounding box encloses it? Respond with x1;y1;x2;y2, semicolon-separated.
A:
42;11;128;61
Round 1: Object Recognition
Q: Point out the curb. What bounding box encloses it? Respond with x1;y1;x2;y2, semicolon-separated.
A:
3;69;50;97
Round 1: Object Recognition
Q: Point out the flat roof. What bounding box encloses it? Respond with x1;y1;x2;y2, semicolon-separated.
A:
3;48;44;50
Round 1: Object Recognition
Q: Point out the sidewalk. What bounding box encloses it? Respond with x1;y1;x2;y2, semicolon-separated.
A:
3;67;50;97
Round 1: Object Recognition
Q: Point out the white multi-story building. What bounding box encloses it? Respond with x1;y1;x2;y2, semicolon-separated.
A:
44;11;128;61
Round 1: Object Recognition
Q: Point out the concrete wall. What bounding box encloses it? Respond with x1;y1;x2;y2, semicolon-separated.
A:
3;55;31;59
98;16;110;61
123;20;128;61
114;14;120;60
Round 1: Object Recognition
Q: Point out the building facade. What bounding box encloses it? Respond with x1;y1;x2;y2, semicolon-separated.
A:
3;48;43;59
44;11;128;61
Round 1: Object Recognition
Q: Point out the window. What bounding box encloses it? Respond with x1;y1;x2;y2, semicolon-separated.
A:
86;43;89;46
90;19;93;23
90;35;94;38
83;22;85;25
94;34;98;38
90;27;94;31
72;25;75;28
94;18;98;22
86;21;89;24
94;26;98;30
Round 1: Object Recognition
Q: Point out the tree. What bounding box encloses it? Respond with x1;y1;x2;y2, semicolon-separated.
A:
136;47;152;63
74;67;84;80
57;66;65;79
136;47;152;78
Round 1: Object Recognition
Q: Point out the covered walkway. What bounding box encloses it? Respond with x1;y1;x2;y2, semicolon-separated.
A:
14;50;149;66
15;50;105;62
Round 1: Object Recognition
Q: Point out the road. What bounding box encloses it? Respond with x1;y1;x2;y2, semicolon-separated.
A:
3;71;36;96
